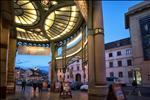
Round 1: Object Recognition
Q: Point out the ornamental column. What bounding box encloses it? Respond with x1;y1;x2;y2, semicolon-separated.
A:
7;31;17;94
88;1;108;100
50;42;57;92
0;17;10;99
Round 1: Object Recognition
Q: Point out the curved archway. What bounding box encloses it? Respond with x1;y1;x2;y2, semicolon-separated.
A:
75;73;81;82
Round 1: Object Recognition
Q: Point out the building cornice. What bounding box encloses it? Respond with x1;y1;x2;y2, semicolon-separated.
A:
125;1;150;29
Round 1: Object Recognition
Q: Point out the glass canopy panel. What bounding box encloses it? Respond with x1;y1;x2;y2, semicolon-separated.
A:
45;12;55;30
45;5;81;40
14;0;39;26
16;28;48;42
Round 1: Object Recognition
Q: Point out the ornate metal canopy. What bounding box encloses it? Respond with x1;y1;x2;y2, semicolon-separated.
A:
14;0;83;43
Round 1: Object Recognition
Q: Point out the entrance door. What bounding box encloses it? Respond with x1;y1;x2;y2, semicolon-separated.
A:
75;74;81;82
134;69;142;84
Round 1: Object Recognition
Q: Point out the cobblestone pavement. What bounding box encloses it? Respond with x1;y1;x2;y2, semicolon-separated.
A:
3;86;150;100
4;86;88;100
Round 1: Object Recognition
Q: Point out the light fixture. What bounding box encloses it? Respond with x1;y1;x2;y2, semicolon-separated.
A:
51;1;58;5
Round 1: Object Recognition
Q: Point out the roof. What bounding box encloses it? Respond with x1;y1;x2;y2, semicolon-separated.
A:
105;38;131;50
125;1;150;29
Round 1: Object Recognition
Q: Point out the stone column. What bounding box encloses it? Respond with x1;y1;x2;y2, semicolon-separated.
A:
50;42;57;92
7;36;17;94
88;1;108;100
0;18;10;99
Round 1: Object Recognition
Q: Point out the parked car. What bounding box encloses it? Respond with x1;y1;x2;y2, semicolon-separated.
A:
71;81;83;90
16;80;22;85
80;84;88;91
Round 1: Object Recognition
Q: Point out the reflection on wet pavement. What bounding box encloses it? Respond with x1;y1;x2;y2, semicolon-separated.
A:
5;85;88;100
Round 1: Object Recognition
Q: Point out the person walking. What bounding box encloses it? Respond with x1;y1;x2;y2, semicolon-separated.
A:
59;81;64;97
21;79;26;92
132;80;138;92
38;80;43;92
32;81;37;93
129;80;141;96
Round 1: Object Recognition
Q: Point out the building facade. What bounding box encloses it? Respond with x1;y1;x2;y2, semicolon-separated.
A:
55;38;134;85
105;38;133;85
125;1;150;86
57;56;88;83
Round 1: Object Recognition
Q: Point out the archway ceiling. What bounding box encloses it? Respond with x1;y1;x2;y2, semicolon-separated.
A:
14;0;83;43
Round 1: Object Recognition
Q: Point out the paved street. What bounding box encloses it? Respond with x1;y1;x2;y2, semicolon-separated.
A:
3;86;150;100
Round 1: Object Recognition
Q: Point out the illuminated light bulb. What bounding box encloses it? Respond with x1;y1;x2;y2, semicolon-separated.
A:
51;1;58;5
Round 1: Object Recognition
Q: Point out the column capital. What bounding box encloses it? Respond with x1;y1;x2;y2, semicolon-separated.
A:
94;28;104;35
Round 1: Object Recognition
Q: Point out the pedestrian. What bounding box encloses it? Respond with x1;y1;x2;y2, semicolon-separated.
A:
132;80;137;92
38;80;43;92
59;81;64;96
32;81;37;92
107;85;117;100
129;80;140;96
55;81;60;92
21;79;26;92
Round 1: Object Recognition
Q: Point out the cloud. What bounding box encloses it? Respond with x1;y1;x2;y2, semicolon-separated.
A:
16;59;30;64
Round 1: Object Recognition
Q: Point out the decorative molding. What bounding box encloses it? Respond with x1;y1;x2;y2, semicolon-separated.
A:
94;28;104;35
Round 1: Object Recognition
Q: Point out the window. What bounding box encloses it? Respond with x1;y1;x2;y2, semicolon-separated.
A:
117;51;121;56
77;66;80;71
71;67;73;70
83;74;86;79
64;75;65;79
67;75;69;79
118;72;123;78
128;71;133;78
126;49;131;55
127;59;132;66
110;72;114;77
109;62;113;68
109;53;113;57
118;61;122;67
148;74;150;80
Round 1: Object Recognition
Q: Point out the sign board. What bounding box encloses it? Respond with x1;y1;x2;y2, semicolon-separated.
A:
18;46;50;55
112;84;126;100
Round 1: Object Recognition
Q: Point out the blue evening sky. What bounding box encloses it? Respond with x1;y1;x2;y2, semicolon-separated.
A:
15;1;143;71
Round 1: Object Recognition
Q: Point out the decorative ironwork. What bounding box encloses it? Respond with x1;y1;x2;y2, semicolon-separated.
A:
14;0;40;26
13;0;83;43
17;41;50;47
44;5;81;40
